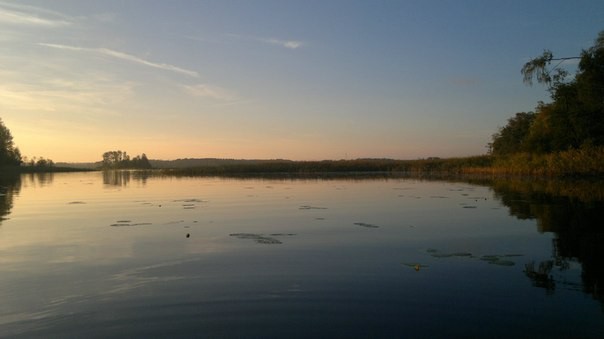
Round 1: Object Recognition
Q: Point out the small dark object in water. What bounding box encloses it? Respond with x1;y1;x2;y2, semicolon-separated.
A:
186;233;190;238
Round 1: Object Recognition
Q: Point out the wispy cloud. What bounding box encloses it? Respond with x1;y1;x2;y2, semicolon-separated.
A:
261;38;303;50
0;73;136;115
39;43;199;77
227;33;304;50
182;84;236;100
0;1;70;27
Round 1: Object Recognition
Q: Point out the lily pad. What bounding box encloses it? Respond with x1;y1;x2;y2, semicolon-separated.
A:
402;263;430;271
354;222;379;228
110;222;152;227
299;205;327;210
480;255;519;266
230;233;284;245
173;199;205;203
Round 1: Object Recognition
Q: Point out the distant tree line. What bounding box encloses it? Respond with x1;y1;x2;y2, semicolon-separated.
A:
101;150;152;169
490;31;604;155
22;156;55;168
158;156;493;177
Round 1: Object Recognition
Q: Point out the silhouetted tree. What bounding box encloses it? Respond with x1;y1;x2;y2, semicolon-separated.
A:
101;150;152;169
0;118;22;166
490;112;536;155
130;153;152;169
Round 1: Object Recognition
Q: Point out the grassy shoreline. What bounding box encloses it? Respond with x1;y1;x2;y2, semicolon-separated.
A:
156;148;604;179
463;147;604;177
4;147;603;178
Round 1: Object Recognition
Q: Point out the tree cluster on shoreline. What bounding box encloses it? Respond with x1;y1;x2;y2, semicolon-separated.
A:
101;150;152;169
490;31;604;156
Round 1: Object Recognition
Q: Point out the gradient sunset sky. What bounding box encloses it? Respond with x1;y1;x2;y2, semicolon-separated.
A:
1;0;603;162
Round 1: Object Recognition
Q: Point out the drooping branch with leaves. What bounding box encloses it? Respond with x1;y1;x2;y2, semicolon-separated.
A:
521;50;579;88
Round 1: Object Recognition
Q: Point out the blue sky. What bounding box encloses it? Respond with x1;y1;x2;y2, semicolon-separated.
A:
1;0;603;161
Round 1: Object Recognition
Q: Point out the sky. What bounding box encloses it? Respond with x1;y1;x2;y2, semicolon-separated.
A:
1;0;603;162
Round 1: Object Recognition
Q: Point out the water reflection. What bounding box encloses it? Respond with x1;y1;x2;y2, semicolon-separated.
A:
486;178;604;308
0;173;21;223
103;170;149;187
22;172;54;188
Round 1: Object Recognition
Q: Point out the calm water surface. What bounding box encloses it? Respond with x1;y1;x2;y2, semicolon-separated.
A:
0;171;603;338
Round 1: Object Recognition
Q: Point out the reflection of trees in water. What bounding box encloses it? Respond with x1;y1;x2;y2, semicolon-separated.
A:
103;170;149;187
524;260;557;295
22;172;54;188
488;179;604;308
0;173;21;223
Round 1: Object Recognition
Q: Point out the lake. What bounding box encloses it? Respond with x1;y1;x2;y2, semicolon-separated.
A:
1;171;603;338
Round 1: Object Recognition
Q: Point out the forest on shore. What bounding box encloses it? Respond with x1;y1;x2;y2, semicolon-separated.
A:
483;30;604;176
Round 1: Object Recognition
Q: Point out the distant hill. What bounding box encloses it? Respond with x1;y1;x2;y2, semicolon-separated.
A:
55;158;294;170
55;162;101;169
149;158;293;169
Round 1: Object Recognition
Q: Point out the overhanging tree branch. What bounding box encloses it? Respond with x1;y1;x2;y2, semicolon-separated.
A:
521;50;580;87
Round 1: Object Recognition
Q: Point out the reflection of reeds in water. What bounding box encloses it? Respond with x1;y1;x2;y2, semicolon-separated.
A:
488;178;604;204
